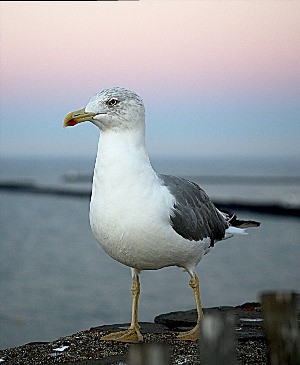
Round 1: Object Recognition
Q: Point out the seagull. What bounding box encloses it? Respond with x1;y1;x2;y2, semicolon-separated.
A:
64;87;260;343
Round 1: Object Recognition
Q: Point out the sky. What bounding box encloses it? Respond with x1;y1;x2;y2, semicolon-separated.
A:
0;1;299;160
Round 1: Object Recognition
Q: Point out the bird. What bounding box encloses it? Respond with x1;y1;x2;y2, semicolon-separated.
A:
63;87;260;343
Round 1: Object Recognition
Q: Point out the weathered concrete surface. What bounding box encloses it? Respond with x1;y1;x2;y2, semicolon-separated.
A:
0;303;268;365
155;302;265;339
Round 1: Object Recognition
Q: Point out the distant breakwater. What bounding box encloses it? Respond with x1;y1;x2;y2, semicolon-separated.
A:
1;179;300;217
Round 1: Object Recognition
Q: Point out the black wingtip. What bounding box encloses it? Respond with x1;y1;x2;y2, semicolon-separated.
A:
233;219;261;228
219;208;260;228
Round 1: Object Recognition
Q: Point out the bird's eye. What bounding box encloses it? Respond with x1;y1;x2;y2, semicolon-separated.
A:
107;98;119;106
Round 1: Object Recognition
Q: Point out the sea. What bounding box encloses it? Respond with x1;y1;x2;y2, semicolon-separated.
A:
0;156;300;349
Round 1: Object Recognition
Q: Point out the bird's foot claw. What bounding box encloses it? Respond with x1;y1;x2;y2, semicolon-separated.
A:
101;326;143;343
176;324;200;341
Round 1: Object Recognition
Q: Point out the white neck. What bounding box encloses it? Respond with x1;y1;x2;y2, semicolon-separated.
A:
92;126;156;193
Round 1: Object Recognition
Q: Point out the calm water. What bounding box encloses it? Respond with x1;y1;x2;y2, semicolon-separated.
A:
0;157;300;349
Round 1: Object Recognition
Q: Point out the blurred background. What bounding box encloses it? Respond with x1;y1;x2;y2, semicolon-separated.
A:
1;1;299;350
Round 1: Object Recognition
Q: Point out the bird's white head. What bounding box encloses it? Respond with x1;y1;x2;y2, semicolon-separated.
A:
64;87;145;132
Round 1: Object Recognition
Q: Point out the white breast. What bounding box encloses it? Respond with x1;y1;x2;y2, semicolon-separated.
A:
89;130;208;271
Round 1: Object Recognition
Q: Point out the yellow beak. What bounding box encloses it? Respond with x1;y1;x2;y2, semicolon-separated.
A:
63;108;96;127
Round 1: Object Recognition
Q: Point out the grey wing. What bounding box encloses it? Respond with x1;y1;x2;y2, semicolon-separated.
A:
159;174;228;245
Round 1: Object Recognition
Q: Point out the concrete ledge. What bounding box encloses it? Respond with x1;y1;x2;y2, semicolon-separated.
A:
0;303;269;365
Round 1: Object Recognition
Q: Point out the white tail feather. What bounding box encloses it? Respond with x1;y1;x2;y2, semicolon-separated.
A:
224;226;248;240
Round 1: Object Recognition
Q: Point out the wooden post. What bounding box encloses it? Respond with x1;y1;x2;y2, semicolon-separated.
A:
199;312;237;365
261;292;300;365
128;343;171;365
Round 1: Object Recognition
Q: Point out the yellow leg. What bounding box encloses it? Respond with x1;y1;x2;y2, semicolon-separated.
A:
176;273;203;341
101;271;143;343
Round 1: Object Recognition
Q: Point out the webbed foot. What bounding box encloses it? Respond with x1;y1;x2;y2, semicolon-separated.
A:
176;323;200;341
101;325;143;343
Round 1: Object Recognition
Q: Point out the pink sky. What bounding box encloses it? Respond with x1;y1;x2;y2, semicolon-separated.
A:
1;2;299;96
1;1;299;158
